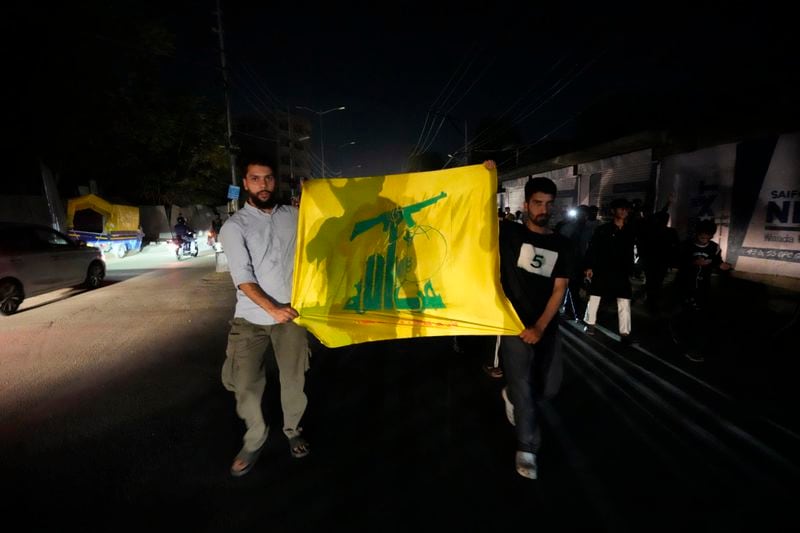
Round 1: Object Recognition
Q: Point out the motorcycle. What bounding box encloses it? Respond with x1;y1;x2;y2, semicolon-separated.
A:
172;232;199;260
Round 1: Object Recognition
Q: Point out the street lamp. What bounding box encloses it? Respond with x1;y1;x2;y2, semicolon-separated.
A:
289;133;311;206
289;135;311;182
295;105;346;178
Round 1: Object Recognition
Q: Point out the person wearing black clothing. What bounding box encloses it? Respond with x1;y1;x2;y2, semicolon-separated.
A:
557;205;593;320
639;210;680;314
174;215;193;242
498;176;573;479
672;219;732;362
582;198;636;343
675;219;731;309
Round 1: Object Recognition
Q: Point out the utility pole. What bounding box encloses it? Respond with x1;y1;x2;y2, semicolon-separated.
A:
214;0;238;214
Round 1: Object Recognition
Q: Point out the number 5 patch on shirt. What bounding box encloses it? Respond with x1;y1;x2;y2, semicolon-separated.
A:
517;243;558;278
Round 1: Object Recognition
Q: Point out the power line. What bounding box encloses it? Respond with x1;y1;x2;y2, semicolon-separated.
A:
460;50;572;152
511;53;603;126
409;44;479;157
497;112;582;167
235;60;286;110
230;76;279;129
416;58;496;156
450;47;608;163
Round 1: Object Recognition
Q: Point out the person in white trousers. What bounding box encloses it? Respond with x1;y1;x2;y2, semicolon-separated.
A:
582;198;636;344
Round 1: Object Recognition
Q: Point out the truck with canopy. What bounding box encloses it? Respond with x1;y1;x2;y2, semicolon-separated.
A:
66;194;144;258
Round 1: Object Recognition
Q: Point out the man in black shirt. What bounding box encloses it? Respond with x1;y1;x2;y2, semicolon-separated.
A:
676;219;731;308
174;214;192;242
672;219;732;362
498;176;574;480
557;205;593;320
639;210;679;314
582;198;636;343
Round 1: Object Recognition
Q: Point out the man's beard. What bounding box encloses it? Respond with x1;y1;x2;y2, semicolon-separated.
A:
531;214;550;227
248;191;277;210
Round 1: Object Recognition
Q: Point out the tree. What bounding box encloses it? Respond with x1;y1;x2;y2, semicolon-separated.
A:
13;1;230;206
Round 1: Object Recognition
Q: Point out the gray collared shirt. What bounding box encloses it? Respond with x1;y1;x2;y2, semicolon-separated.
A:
219;202;299;325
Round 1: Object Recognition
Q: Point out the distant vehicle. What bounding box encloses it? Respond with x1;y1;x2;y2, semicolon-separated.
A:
66;194;144;258
171;233;199;260
0;222;106;315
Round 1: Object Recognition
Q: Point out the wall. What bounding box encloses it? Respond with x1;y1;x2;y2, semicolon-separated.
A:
576;149;654;215
499;149;652;225
500;136;800;280
657;132;800;278
657;143;736;257
729;133;800;277
139;205;170;242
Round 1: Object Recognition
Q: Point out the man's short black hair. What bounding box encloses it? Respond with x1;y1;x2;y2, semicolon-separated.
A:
525;176;557;201
239;154;276;175
695;219;717;236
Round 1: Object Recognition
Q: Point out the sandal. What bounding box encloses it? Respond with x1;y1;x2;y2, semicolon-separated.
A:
515;451;538;480
230;445;264;478
289;436;310;459
483;364;504;379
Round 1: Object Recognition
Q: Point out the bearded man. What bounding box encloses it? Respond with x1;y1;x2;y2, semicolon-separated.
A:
497;175;574;479
219;155;311;477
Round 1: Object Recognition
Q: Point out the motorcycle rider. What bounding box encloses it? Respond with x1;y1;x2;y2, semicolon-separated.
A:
174;215;195;252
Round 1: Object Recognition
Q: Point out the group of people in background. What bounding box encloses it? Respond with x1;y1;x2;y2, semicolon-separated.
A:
498;206;524;223
548;195;731;361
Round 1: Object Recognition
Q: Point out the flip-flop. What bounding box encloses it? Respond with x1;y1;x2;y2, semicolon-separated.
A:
483;364;504;379
515;451;538;480
230;445;264;477
289;436;310;459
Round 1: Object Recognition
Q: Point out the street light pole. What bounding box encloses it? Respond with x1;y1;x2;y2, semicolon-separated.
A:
214;0;238;213
295;105;346;178
287;106;311;201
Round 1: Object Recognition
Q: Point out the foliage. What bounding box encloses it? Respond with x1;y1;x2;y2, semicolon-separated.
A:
13;0;231;206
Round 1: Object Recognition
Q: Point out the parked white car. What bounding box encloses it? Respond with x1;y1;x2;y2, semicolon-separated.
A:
0;222;106;315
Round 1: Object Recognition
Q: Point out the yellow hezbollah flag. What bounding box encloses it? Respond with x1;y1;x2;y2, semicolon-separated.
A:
292;164;524;347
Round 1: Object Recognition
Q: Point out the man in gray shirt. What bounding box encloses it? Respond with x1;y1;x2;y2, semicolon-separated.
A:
219;155;310;477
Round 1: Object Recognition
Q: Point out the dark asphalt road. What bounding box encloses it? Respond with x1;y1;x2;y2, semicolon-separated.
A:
2;271;798;533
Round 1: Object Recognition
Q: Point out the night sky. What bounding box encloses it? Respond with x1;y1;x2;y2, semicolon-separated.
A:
12;1;798;185
174;2;797;175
